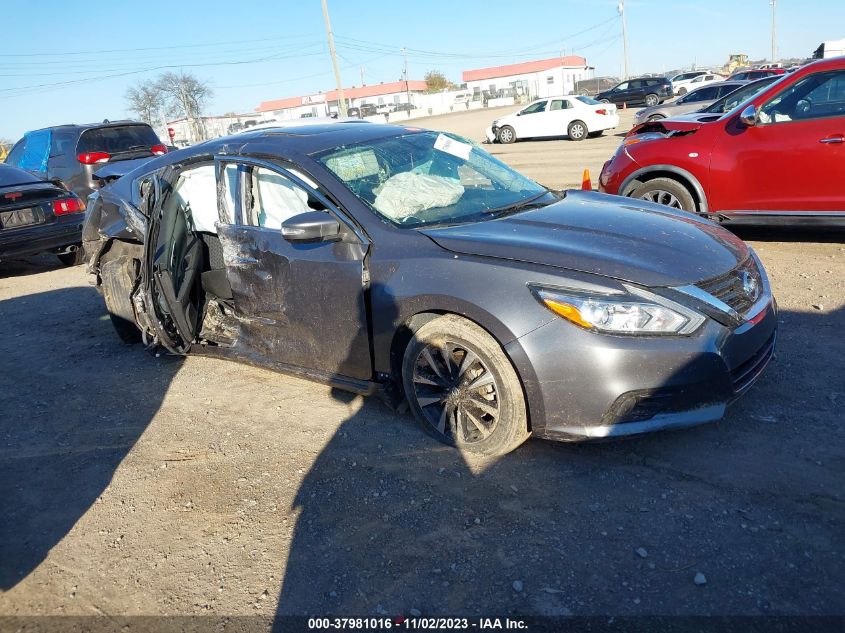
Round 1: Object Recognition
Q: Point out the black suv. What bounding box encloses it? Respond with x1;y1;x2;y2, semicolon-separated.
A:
4;120;166;200
595;77;673;107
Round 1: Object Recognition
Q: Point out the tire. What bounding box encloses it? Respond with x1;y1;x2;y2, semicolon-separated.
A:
57;248;85;266
497;125;516;144
567;119;588;141
646;114;665;122
599;99;610;104
644;93;659;107
678;88;687;96
630;177;696;212
402;314;530;456
99;252;142;344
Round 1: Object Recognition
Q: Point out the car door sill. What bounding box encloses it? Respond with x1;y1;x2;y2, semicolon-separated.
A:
713;211;845;226
191;344;380;396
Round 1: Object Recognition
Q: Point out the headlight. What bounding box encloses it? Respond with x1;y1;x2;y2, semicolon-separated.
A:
531;285;704;335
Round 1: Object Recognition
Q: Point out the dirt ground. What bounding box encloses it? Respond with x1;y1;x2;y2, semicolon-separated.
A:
1;108;844;627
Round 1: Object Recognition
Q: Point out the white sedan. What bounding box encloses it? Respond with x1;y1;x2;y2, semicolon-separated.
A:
672;72;724;96
486;96;619;143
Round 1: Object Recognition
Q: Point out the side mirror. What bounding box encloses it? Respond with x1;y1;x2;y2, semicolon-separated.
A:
739;104;758;127
281;211;340;242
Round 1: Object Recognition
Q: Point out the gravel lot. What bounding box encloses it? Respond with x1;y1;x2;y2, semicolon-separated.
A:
0;108;843;624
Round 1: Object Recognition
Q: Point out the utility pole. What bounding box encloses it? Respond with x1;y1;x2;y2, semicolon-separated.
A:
321;0;347;117
402;47;412;108
360;65;365;86
618;0;629;80
770;0;777;62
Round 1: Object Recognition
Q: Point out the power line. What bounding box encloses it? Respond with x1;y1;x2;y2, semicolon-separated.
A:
0;33;324;58
0;48;327;98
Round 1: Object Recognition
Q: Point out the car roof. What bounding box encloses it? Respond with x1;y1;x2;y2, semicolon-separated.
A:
24;120;151;134
113;123;426;184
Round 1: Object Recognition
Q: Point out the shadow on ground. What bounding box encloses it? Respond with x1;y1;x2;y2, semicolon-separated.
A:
0;284;181;589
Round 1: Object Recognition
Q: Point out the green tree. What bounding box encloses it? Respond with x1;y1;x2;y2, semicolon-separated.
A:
424;70;455;93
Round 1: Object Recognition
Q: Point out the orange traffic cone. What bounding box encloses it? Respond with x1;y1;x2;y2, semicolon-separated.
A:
581;169;592;190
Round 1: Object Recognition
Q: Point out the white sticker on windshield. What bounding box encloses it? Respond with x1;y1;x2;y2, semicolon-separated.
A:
325;149;380;181
434;133;472;160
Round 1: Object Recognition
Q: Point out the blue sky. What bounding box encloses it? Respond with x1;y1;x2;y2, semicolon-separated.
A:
1;0;842;139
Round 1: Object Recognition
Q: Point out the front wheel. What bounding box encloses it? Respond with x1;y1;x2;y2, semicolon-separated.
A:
677;88;688;96
646;114;665;122
630;177;696;212
402;315;530;456
644;93;659;107
497;125;516;144
568;119;588;141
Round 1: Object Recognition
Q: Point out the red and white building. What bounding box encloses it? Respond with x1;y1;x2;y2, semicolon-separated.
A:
462;56;592;101
257;80;428;120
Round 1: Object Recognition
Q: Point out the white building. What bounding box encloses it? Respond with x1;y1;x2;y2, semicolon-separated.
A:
461;55;592;101
256;80;428;120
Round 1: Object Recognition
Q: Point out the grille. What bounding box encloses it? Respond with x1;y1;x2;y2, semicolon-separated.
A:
695;257;762;316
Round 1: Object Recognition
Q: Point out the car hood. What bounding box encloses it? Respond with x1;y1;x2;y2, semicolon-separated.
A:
626;118;706;138
664;111;724;123
421;191;748;287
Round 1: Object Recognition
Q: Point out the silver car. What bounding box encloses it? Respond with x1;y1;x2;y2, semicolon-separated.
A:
634;81;745;124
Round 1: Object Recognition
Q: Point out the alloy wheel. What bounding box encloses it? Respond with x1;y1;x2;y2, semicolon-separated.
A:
640;189;683;209
411;340;500;444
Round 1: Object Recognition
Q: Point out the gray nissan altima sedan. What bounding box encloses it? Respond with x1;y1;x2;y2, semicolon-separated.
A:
83;123;776;456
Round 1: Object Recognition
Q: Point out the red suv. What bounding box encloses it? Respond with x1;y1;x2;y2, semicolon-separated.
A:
599;56;845;225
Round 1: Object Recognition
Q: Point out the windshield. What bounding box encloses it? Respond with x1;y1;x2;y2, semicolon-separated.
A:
77;125;160;155
576;95;602;105
316;131;549;228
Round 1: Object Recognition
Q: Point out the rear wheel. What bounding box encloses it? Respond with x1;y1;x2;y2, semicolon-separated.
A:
402;315;530;456
630;177;696;212
497;125;516;144
568;119;588;141
677;88;688;96
646;114;665;122
645;93;660;107
57;248;85;266
99;250;142;344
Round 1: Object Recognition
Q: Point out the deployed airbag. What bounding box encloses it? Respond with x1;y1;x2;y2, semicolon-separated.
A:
373;172;464;219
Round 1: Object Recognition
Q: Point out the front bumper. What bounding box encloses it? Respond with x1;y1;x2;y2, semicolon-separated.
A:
505;297;777;441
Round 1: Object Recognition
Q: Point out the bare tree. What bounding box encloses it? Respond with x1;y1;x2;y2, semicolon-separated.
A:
155;72;213;141
125;81;164;126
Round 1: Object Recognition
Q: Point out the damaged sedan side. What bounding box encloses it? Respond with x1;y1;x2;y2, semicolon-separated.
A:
85;123;777;456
